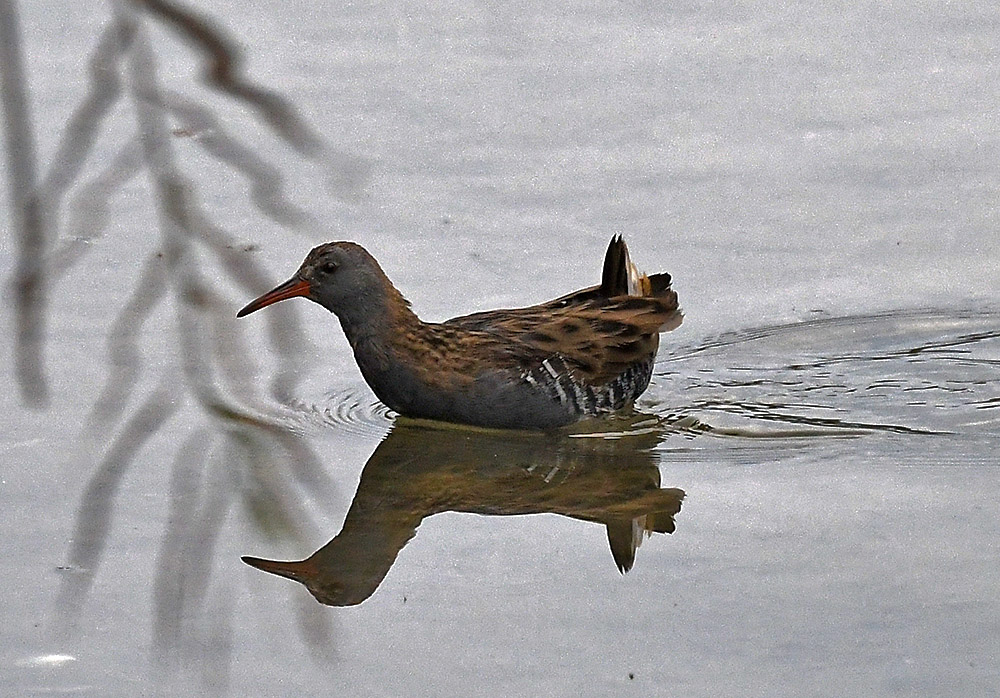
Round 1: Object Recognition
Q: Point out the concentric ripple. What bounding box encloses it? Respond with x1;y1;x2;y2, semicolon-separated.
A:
290;385;395;437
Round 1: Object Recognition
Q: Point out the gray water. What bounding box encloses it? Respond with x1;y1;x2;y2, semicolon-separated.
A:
2;1;999;696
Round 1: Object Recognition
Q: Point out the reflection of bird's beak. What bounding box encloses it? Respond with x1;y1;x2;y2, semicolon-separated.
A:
236;277;311;317
241;555;315;583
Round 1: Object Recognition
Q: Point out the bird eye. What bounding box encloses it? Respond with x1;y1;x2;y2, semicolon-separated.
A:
318;261;338;275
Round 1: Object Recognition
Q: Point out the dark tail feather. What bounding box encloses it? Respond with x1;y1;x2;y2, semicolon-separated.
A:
599;234;629;297
647;272;673;296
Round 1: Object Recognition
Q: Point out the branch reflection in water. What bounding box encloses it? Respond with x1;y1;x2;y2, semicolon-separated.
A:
243;418;686;607
16;2;371;682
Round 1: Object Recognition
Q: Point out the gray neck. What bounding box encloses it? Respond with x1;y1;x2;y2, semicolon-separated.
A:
329;285;424;415
330;280;418;346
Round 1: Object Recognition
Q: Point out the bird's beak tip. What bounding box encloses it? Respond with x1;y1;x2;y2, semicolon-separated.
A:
236;277;311;318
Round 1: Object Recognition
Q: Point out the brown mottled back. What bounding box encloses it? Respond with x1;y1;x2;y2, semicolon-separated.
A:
442;236;681;387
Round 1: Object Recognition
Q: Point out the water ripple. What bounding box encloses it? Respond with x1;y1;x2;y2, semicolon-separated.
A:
649;308;1000;439
290;386;394;437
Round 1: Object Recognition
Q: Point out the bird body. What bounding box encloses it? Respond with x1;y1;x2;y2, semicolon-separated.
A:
238;236;681;429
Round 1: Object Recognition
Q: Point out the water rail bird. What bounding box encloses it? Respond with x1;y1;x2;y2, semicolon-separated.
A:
237;236;681;429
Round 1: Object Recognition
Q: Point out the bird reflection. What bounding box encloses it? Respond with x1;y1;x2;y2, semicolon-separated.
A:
243;418;685;606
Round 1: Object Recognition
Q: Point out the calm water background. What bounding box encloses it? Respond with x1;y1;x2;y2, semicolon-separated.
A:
2;1;999;695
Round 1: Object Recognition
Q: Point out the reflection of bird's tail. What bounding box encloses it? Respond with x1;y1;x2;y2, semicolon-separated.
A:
606;513;677;574
605;486;685;573
606;518;646;574
645;510;679;534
